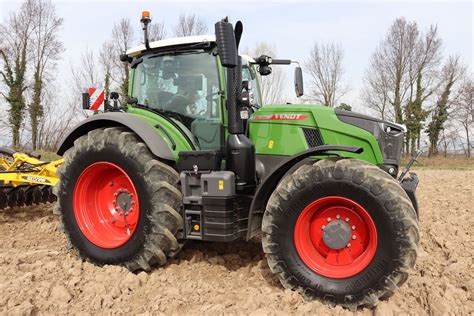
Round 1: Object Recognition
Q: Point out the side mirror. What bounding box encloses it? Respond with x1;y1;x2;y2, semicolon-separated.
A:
215;20;237;68
259;66;272;76
110;92;119;100
294;66;304;97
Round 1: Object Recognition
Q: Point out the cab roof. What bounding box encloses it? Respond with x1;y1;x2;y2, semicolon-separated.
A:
126;35;216;57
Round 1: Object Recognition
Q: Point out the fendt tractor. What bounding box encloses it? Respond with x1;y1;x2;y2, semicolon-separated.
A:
53;12;420;309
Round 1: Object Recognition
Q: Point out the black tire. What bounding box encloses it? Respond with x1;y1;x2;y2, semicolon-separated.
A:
54;127;183;271
262;158;419;309
0;188;7;209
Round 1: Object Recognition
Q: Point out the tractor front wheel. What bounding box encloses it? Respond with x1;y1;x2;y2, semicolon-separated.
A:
262;158;419;309
55;127;183;271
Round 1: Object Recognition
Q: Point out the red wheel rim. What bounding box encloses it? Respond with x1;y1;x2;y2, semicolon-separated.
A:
294;196;377;278
73;162;140;249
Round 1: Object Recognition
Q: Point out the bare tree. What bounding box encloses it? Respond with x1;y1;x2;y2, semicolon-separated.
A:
305;42;346;107
426;55;466;156
99;40;116;98
29;0;64;149
246;42;288;104
173;13;208;37
71;48;101;91
451;77;473;157
149;21;166;41
37;88;81;150
0;0;36;147
68;48;101;120
362;55;393;120
364;18;419;124
404;25;442;154
111;18;134;98
0;101;10;144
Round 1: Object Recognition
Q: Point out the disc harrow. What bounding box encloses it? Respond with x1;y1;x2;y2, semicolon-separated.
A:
0;147;62;210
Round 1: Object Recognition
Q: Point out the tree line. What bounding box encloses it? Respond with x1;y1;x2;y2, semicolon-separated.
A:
0;1;472;157
0;0;63;150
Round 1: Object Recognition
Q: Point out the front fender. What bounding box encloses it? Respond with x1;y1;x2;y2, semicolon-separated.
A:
57;112;175;161
246;145;363;240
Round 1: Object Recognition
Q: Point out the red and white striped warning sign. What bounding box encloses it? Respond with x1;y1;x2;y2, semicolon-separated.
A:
88;88;105;111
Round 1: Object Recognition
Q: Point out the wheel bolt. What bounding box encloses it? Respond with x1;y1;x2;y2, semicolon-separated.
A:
322;225;326;230
352;235;356;240
347;243;351;247
345;217;350;222
130;208;133;212
119;212;123;216
352;225;356;230
336;215;340;219
327;217;331;222
113;200;116;204
114;193;118;197
131;201;135;205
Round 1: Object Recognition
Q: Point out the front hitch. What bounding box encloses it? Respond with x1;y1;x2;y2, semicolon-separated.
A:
399;150;422;218
400;173;419;218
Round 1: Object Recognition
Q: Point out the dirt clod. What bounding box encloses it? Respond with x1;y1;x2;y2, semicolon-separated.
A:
0;170;472;314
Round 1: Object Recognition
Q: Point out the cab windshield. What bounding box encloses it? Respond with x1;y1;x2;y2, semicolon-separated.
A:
131;51;221;128
131;50;223;150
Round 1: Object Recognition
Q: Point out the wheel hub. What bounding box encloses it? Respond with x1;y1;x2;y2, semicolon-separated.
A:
322;220;351;250
116;190;133;213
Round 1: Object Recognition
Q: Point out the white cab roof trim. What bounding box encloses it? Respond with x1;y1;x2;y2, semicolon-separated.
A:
126;35;216;57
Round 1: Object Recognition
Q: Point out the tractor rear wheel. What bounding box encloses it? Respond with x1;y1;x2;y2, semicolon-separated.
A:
262;158;419;309
54;127;183;271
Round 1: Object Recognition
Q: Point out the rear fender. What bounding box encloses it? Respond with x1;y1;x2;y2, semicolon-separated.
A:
57;112;175;161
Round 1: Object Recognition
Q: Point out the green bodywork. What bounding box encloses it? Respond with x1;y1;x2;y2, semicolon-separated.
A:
127;106;194;160
125;102;384;165
126;56;384;165
249;104;384;164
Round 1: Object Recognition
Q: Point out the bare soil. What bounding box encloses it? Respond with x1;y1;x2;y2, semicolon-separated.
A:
0;169;472;315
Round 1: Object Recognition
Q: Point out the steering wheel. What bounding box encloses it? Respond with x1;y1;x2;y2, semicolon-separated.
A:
166;94;192;114
157;91;174;106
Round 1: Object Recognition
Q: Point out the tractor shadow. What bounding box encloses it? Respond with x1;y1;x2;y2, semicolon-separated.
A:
172;236;282;288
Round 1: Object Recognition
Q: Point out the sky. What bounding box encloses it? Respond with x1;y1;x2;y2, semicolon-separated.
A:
0;0;473;114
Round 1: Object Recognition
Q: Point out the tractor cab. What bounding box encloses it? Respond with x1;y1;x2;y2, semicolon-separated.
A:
126;36;224;150
124;35;268;152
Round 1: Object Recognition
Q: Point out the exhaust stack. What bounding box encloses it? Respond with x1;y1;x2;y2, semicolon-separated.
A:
214;18;255;189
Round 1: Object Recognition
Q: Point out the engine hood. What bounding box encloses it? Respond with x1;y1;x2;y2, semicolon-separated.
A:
248;103;403;170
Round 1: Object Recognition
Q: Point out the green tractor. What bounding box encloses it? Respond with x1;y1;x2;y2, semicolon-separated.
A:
54;13;419;309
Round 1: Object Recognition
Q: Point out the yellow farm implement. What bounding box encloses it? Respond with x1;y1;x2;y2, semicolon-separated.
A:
0;147;62;209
